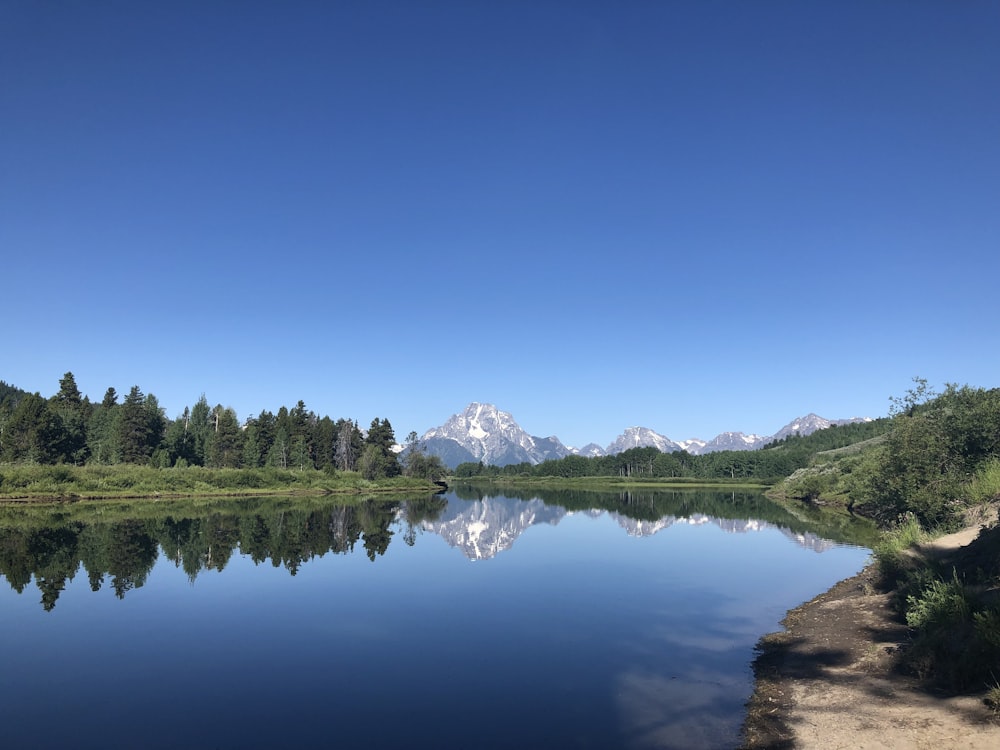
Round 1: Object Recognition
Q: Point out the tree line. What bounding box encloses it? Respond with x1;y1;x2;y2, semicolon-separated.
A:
0;372;444;481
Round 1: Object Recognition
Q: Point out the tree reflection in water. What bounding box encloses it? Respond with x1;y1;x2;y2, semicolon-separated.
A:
0;496;449;610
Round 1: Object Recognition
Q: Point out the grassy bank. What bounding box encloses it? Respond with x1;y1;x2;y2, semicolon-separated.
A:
0;463;442;500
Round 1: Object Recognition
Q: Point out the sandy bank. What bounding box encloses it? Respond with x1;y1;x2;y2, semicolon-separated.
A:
741;525;999;749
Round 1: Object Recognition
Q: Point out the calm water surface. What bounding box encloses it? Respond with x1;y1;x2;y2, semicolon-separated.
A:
0;489;872;749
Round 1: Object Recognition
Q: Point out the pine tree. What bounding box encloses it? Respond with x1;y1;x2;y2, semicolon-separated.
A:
87;388;120;464
118;386;154;464
50;372;90;464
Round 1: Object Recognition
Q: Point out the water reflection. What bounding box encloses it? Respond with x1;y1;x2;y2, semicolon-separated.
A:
426;491;862;561
0;497;449;609
0;489;871;611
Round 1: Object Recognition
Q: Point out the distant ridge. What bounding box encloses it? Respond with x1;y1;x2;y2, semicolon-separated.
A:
417;403;871;469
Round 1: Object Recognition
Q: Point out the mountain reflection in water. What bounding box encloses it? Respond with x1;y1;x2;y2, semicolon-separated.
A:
0;489;872;750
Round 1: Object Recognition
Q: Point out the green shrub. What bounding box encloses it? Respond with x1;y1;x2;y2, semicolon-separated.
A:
986;683;1000;716
873;513;927;582
973;608;1000;651
905;572;970;630
901;571;1000;691
969;458;1000;504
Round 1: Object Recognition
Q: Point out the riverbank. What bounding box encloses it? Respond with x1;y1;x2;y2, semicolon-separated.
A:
0;463;444;501
741;521;999;749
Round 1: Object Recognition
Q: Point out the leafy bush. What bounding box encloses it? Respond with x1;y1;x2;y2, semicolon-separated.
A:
905;572;970;630
872;513;927;582
855;385;1000;529
900;570;1000;691
974;608;1000;651
969;458;1000;504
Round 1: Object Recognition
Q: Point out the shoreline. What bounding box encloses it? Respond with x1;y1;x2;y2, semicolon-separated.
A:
740;531;998;749
0;484;442;504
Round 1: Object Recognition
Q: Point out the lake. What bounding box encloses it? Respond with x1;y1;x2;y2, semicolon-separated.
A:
0;488;872;749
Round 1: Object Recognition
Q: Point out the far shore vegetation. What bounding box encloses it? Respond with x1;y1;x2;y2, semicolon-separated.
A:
0;372;447;500
0;464;443;501
455;474;771;490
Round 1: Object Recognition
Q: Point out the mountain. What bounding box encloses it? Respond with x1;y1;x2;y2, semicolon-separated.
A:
419;403;872;468
604;427;682;455
419;402;571;468
696;430;767;453
616;414;870;455
675;438;707;454
572;443;606;458
767;413;869;443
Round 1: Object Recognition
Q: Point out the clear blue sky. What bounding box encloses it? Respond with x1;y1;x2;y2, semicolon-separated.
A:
3;1;998;448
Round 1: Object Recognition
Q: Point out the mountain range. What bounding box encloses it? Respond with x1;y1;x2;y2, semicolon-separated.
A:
416;402;870;469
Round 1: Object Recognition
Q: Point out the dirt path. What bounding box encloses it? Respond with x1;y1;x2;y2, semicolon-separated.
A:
742;525;999;749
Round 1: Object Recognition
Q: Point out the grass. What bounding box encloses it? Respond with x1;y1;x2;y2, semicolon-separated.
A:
969;458;1000;505
872;512;929;582
905;570;971;630
0;491;399;532
900;569;1000;690
0;463;442;500
986;682;1000;716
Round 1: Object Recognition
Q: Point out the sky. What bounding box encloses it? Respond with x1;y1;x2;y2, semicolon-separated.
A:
2;1;998;449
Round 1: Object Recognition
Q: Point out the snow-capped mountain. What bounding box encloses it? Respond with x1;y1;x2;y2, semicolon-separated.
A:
697;430;767;453
675;438;707;454
571;442;606;458
604;427;682;455
594;414;870;456
419;402;571;468
418;403;871;468
768;413;871;443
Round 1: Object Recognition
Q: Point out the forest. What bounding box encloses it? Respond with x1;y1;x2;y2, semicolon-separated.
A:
0;372;443;481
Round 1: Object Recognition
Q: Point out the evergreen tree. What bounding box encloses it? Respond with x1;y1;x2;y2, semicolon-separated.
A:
188;395;211;466
86;388;120;464
253;410;277;467
312;416;337;470
241;418;263;468
118;386;155;464
49;372;90;464
363;418;400;478
164;407;197;466
0;393;62;463
205;406;243;468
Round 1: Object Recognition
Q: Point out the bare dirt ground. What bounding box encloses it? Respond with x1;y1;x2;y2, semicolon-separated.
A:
741;522;999;750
